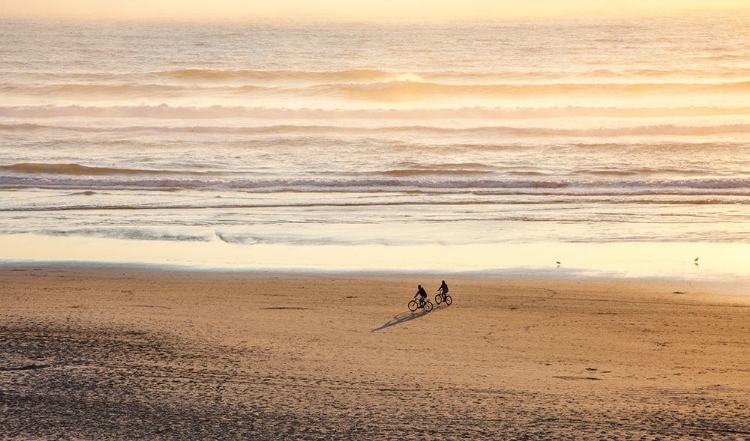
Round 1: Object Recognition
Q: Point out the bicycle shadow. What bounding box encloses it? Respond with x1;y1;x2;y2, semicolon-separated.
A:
371;302;450;333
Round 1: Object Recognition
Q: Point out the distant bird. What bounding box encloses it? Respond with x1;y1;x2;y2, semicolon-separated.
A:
694;257;699;267
556;261;561;266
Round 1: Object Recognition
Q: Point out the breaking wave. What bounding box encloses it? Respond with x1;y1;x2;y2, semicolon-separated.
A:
2;80;749;101
378;169;493;177
4;104;750;120
16;67;750;86
3;122;750;137
2;173;750;193
318;80;750;102
156;68;424;84
0;163;212;176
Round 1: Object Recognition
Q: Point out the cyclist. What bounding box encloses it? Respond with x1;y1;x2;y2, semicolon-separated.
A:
437;280;449;301
414;285;428;307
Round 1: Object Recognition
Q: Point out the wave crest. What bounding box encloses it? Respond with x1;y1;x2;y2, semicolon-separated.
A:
3;79;749;101
0;163;208;176
159;68;424;84
378;169;493;177
3;123;750;137
322;80;750;102
4;104;750;120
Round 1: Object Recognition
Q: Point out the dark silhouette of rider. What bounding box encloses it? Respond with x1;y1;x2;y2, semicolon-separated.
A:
438;280;449;297
414;285;427;306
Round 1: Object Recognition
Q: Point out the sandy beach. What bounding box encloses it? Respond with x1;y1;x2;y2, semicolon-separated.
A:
2;266;749;439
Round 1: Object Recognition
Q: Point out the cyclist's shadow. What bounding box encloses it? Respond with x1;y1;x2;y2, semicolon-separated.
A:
371;303;448;333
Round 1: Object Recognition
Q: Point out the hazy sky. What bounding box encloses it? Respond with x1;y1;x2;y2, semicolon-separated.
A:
2;0;748;21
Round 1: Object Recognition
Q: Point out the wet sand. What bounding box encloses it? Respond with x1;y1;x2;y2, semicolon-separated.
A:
2;266;750;439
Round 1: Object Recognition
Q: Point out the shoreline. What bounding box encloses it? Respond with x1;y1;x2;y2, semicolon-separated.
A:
2;234;749;284
2;259;749;293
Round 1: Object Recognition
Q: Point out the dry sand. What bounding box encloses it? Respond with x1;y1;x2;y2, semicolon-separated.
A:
2;266;750;440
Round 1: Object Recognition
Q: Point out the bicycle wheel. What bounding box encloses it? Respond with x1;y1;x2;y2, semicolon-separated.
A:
408;300;418;312
434;294;442;304
444;295;452;306
424;301;433;312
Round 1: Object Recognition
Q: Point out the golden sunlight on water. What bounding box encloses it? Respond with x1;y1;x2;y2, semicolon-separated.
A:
3;235;749;284
2;0;749;20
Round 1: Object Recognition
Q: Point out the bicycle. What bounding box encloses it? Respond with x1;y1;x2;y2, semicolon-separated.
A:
435;290;452;306
408;297;433;312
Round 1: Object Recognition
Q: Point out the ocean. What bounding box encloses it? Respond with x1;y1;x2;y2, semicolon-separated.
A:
1;16;749;278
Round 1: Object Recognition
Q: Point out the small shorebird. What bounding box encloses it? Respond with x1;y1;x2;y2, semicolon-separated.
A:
556;261;561;266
